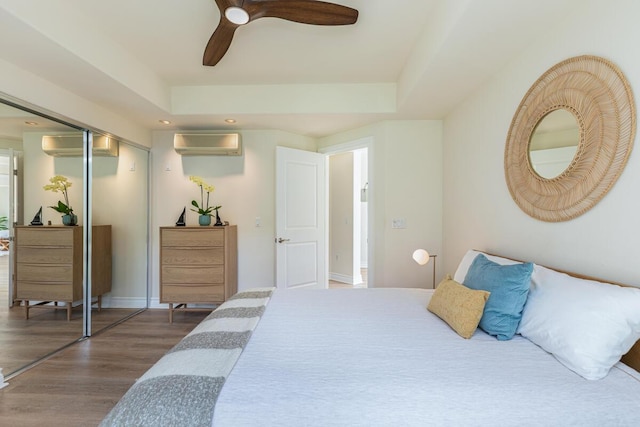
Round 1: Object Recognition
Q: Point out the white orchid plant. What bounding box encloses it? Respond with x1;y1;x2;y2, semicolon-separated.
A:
189;176;220;216
43;175;74;215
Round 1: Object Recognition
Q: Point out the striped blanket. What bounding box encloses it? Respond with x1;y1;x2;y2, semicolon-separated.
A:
100;288;274;427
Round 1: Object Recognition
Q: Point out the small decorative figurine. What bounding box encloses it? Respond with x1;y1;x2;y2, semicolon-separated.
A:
29;207;43;226
175;207;186;226
214;208;223;226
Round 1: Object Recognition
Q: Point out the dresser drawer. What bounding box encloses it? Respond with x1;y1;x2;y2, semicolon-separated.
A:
17;228;74;247
161;266;224;284
161;284;225;303
16;282;73;301
161;247;224;265
17;263;74;282
17;247;74;264
162;229;224;247
159;226;237;321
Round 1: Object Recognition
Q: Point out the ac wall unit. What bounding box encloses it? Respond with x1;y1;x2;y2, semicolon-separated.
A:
42;134;119;157
173;133;242;156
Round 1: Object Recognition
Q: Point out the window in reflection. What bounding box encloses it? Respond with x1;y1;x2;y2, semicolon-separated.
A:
528;109;581;179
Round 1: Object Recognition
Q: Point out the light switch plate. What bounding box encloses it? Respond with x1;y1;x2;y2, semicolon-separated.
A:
391;218;406;229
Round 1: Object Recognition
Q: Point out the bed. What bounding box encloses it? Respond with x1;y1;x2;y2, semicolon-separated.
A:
102;250;640;426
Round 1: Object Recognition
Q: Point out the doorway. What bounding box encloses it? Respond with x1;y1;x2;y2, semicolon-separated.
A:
327;146;369;289
0;153;9;305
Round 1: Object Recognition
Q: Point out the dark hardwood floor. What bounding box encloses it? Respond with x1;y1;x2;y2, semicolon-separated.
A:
0;309;208;427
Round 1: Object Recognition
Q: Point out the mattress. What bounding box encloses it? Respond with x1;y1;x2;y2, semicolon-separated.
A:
213;288;640;426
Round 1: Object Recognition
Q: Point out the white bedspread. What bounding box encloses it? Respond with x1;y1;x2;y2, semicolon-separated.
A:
213;288;640;426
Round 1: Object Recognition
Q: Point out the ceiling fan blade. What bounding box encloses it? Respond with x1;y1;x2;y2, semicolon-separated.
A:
203;19;239;66
215;0;241;11
246;0;358;25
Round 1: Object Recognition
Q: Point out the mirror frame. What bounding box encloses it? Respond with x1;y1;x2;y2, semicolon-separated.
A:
504;55;636;222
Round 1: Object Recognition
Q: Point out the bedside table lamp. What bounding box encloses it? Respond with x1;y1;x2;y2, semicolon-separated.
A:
413;249;437;289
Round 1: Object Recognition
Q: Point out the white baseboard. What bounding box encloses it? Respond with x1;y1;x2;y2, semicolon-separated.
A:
329;272;363;285
15;297;218;310
100;296;148;309
0;368;7;389
147;297;216;310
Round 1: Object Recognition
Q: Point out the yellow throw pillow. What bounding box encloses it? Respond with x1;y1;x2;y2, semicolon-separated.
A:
427;274;490;339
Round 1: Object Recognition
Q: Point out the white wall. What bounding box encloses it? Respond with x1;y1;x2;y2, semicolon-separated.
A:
358;148;369;268
149;130;316;303
0;58;151;147
329;152;356;283
0;137;22;151
93;143;150;305
23;132;85;225
442;0;640;286
0;155;8;219
319;120;443;288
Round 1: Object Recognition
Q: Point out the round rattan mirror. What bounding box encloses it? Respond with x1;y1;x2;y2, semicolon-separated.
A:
505;55;635;222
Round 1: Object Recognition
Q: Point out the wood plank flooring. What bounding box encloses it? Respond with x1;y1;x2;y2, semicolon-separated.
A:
0;309;208;426
0;254;144;377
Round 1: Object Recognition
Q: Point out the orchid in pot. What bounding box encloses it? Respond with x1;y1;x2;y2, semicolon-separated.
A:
189;176;221;226
44;175;77;225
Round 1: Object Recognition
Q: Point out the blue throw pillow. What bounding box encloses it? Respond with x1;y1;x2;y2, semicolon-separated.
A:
463;254;533;340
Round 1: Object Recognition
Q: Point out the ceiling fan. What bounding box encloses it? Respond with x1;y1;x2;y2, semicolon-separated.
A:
204;0;359;66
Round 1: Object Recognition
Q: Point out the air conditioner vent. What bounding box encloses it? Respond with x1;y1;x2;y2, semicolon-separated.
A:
42;134;119;157
173;133;242;156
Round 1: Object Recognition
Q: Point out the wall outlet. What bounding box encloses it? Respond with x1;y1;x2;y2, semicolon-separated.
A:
391;218;406;229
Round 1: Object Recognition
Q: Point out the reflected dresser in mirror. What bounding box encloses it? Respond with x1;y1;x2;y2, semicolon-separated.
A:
14;225;112;320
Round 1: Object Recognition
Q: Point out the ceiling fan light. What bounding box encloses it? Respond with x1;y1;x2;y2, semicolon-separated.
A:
225;7;249;25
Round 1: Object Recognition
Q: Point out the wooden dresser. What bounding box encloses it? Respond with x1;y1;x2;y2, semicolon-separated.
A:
14;225;112;320
160;225;238;322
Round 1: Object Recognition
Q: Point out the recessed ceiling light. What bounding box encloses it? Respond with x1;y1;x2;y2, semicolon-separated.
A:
225;119;236;124
25;121;38;126
159;120;171;125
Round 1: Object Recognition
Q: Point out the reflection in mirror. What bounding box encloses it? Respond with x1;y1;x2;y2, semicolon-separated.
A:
91;135;148;334
0;101;85;377
528;109;580;179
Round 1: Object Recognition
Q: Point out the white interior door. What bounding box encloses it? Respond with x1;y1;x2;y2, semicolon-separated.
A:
276;147;326;289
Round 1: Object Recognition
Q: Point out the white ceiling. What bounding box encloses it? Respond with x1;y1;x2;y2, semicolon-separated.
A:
0;0;579;139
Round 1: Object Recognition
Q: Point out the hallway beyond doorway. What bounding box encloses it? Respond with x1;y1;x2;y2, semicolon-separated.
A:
329;269;368;289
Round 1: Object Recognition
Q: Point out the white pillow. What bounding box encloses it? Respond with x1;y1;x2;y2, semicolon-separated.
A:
518;264;640;380
453;249;523;283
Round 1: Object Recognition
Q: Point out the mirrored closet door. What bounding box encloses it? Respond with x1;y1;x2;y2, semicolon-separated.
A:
0;100;149;379
90;133;149;334
0;100;86;376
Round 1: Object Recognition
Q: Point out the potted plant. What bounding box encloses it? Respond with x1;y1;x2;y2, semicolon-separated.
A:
189;176;220;226
0;216;8;251
43;175;77;225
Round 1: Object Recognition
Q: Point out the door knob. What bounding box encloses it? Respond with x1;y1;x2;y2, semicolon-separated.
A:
276;237;290;243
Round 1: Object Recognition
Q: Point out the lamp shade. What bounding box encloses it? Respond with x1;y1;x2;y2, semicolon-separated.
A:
412;249;431;266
